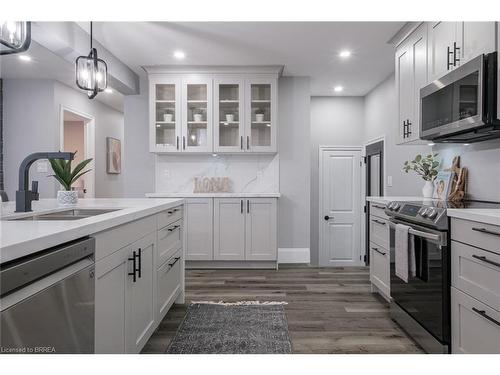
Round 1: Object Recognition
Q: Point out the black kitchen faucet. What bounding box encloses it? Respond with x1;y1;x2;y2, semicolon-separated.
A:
15;152;74;212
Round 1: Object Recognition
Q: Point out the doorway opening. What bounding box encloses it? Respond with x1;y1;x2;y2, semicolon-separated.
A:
60;107;95;198
319;146;364;267
364;138;385;265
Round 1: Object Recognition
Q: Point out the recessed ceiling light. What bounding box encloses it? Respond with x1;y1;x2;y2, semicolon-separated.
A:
19;55;31;61
173;50;186;60
339;50;351;58
104;88;113;94
334;86;344;93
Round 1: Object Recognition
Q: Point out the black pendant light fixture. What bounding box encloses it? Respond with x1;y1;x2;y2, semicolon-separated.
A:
75;22;108;99
0;21;31;55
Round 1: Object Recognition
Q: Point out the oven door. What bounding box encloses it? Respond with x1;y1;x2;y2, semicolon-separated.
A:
420;54;484;140
389;220;450;344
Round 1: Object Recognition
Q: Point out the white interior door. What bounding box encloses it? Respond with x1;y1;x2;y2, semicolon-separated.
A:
319;148;363;267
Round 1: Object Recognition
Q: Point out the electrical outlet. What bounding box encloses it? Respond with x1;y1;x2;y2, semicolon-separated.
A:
387;175;393;187
37;161;48;173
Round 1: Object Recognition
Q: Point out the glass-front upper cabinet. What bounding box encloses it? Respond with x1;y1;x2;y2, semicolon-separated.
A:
149;77;181;152
182;79;213;152
214;79;244;153
245;78;277;152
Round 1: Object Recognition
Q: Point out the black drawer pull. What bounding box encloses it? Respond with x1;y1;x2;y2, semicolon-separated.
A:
128;250;137;283
472;307;500;327
167;225;180;232
372;204;386;210
372;247;386;256
137;248;142;279
472;227;500;237
169;256;181;268
472;254;500;268
372;219;386;225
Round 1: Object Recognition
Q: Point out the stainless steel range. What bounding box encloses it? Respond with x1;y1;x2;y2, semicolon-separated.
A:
384;199;500;354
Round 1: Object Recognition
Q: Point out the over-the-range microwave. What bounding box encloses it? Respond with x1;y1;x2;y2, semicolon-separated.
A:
420;52;500;143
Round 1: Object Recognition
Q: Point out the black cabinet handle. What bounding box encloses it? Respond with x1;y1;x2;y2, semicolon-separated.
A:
372;219;386;225
406;119;412;137
137;248;142;279
247;199;250;214
169;256;181;268
128;250;137;283
472;307;500;327
372;204;386;209
472;227;500;237
447;46;454;70
240;199;243;214
183;136;186;150
372;247;387;256
240;136;244;150
246;136;250;150
472;254;500;268
403;120;407;138
176;136;179;150
453;41;460;66
167;225;180;232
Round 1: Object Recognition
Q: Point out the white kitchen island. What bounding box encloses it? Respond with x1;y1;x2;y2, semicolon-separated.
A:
0;198;185;354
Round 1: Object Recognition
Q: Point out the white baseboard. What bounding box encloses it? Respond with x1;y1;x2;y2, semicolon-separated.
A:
278;248;310;264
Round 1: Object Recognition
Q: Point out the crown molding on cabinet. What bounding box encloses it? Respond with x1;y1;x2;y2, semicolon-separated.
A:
388;22;423;47
142;65;284;76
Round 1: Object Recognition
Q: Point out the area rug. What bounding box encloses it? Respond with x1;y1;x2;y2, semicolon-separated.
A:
166;301;292;354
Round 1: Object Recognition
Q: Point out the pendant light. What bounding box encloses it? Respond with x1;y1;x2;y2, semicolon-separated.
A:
75;22;107;99
0;21;31;55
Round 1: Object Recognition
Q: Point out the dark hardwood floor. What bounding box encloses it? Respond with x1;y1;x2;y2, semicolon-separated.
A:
142;266;423;354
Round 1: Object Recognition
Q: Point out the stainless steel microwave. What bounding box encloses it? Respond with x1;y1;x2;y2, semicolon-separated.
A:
420;52;500;143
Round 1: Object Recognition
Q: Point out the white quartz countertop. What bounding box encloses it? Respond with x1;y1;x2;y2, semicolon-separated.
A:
0;198;184;264
448;209;500;226
146;192;281;198
366;196;440;205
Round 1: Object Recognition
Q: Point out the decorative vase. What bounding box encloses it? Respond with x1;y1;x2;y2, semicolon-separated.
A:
225;113;234;122
422;180;434;198
193;114;203;122
163;113;173;122
255;114;264;122
57;190;78;206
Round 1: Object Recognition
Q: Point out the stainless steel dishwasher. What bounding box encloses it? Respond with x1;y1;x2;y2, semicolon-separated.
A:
0;237;95;354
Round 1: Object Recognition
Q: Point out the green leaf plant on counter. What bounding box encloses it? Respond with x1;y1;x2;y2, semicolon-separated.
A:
48;152;93;191
402;153;440;182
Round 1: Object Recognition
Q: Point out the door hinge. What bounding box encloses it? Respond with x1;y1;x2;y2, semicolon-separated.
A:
363;205;367;213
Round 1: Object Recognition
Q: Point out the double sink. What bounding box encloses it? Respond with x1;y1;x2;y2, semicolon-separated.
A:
4;208;120;221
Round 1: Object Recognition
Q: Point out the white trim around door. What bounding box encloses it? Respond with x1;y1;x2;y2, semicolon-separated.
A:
319;146;364;267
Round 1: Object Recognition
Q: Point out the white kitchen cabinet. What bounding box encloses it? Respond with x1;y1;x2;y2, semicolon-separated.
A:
125;232;156;354
460;22;496;65
396;23;428;144
368;202;390;300
95;246;127;354
185;198;214;261
157;249;183;321
428;22;461;81
149;76;182;153
245;78;277;153
182;78;213;153
245;198;277;261
213;198;246;260
214;78;245;153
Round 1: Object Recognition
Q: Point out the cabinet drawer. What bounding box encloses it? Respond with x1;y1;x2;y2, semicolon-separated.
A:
370;202;389;220
157;250;182;321
157;205;183;230
452;218;500;255
157;219;182;268
370;216;389;249
452;240;500;311
451;287;500;354
369;242;390;298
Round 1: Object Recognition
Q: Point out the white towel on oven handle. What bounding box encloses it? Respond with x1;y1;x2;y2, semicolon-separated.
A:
395;223;414;283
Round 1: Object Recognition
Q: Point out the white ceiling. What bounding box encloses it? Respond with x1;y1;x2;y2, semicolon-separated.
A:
90;22;404;96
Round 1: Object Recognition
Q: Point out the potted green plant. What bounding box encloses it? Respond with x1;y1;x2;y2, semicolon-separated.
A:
48;154;92;205
403;153;440;198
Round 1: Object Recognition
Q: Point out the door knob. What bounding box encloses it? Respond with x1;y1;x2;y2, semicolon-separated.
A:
324;215;331;221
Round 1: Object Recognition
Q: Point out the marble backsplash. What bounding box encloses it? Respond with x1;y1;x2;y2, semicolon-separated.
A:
155;154;279;193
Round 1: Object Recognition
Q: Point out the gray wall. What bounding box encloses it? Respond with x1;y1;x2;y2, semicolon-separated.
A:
363;75;432;196
3;79;125;199
123;75;155;197
309;96;365;265
278;77;311;251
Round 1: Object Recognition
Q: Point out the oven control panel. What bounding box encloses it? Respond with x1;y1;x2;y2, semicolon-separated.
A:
385;201;448;230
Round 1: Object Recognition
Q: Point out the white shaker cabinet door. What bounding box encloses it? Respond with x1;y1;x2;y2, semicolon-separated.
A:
245;198;277;261
213;198;246;260
428;21;460;81
460;22;496;65
185;198;214;261
125;233;156;354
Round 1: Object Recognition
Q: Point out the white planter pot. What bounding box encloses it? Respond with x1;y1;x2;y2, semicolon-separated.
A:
225;114;235;122
255;114;264;122
422;180;434;198
193;114;203;122
57;190;78;206
163;113;173;122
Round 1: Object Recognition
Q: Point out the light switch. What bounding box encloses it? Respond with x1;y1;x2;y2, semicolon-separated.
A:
37;161;48;173
387;175;393;187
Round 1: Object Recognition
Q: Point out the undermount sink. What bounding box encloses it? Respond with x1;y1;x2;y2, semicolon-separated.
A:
5;208;121;221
